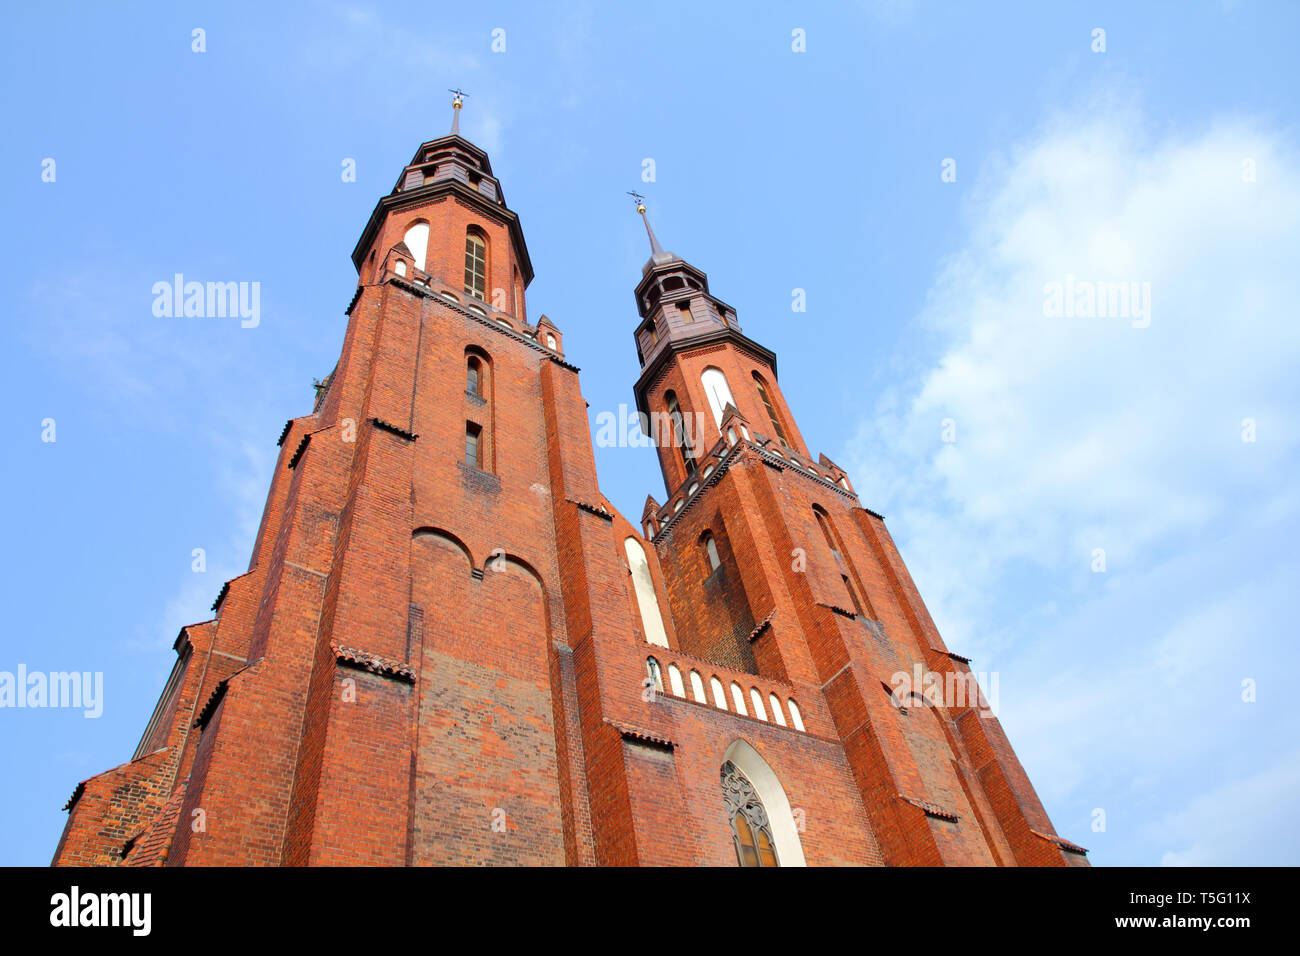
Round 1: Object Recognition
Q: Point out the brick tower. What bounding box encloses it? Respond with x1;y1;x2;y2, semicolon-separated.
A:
53;101;1087;867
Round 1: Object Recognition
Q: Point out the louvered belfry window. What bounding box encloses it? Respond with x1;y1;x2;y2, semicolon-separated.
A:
465;233;487;300
753;373;789;445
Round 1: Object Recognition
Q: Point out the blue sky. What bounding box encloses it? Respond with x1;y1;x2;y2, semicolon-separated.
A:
2;1;1297;866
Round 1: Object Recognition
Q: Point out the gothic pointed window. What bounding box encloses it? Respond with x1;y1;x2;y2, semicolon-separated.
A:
721;761;779;867
815;509;841;563
700;367;734;429
752;372;789;445
624;537;669;648
664;391;695;475
464;231;487;300
702;531;721;573
403;222;430;272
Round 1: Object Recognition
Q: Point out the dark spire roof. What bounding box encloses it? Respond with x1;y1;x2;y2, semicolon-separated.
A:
635;201;681;273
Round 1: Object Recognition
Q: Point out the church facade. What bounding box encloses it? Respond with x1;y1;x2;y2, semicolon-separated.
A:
53;109;1087;867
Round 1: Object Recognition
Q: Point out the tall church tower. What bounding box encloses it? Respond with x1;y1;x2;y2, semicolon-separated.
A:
52;102;1086;867
625;201;1088;866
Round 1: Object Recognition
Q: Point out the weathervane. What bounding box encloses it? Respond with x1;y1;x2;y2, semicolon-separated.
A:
626;190;646;214
449;88;469;135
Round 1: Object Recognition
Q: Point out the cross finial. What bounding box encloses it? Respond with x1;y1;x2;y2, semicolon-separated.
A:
448;88;469;135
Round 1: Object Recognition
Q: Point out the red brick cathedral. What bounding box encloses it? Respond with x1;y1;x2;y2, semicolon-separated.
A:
54;103;1086;867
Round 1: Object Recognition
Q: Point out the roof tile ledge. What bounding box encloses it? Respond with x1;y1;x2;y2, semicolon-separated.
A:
603;716;674;749
1031;828;1089;856
898;794;961;823
332;644;416;683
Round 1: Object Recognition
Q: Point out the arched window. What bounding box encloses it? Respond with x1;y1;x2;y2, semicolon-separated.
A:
664;391;696;474
701;367;734;429
702;532;721;573
624;537;669;648
721;741;806;866
710;676;727;710
815;508;841;562
403;222;429;271
463;348;493;470
546;333;556;349
646;656;663;693
788;699;805;732
394;260;407;277
721;761;779;867
752;372;789;445
730;682;747;715
464;230;487;300
668;664;685;697
689;670;706;702
465;422;483;468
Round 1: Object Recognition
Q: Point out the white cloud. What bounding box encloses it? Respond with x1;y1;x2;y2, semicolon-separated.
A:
844;96;1300;863
850;101;1300;653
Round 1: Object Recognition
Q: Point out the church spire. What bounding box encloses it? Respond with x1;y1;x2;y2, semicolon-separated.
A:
628;191;679;270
